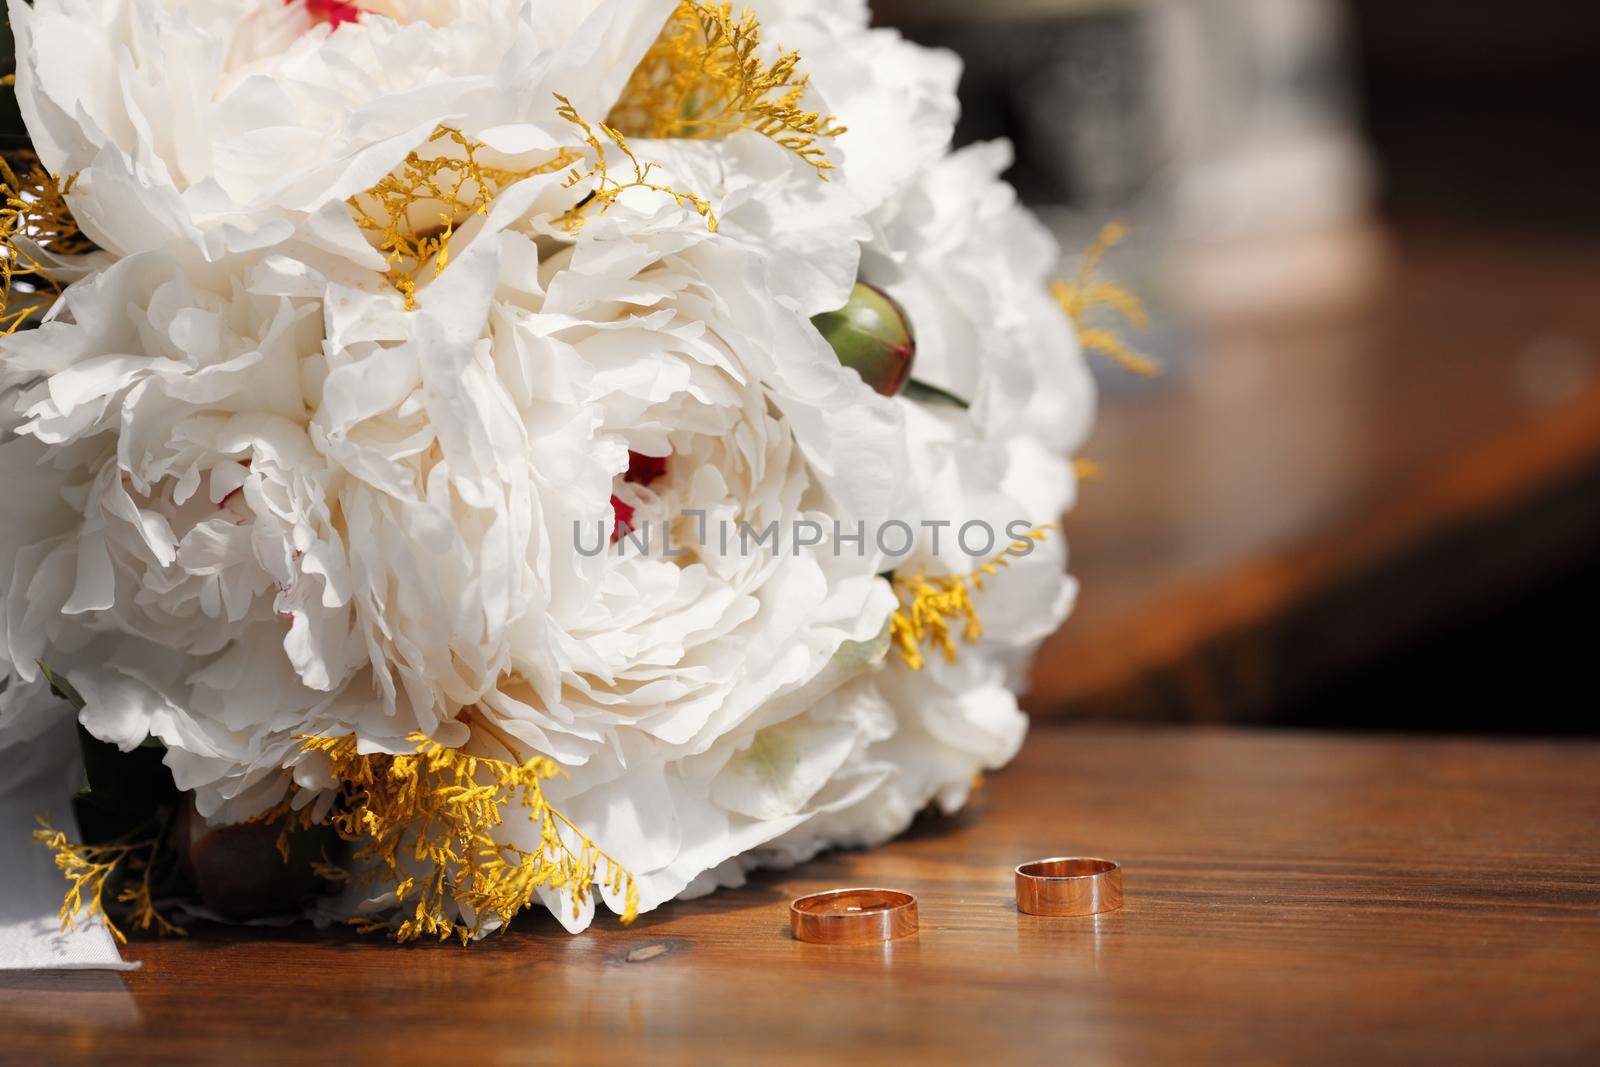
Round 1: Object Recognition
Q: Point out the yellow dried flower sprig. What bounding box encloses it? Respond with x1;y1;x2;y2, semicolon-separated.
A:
348;127;579;311
608;1;845;179
889;526;1054;670
283;726;637;944
1052;221;1158;377
1;152;92;336
33;818;186;944
555;94;717;234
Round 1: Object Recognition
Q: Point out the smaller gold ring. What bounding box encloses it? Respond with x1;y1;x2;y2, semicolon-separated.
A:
790;888;919;944
1015;857;1124;916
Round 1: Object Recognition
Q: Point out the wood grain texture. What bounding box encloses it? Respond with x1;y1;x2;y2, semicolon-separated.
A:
5;727;1599;1066
1029;226;1600;721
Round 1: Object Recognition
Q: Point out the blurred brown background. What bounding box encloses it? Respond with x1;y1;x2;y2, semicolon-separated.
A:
877;0;1600;734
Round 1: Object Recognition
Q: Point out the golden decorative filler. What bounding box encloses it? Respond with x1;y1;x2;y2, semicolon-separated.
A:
608;0;845;179
32;819;185;944
889;527;1054;670
347;127;578;311
553;94;718;234
1053;222;1158;378
0;151;92;335
273;731;639;944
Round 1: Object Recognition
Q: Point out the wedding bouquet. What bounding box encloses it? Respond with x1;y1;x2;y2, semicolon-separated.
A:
0;0;1137;943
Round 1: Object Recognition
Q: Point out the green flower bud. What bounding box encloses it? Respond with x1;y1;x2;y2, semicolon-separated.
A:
812;282;916;397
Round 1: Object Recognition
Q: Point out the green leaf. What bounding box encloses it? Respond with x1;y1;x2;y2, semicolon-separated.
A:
76;728;175;804
72;728;180;844
34;660;180;843
1;19;24;141
37;660;85;709
903;379;970;409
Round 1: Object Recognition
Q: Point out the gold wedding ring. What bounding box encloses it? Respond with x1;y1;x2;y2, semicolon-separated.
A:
1015;857;1124;916
790;888;919;944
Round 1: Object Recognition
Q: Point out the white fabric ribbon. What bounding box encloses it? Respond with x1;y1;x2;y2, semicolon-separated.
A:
0;722;135;970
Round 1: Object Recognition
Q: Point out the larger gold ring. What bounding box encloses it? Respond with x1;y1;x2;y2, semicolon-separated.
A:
1015;857;1124;916
790;888;919;944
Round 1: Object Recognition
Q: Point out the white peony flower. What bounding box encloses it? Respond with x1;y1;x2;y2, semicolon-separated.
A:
2;0;1098;936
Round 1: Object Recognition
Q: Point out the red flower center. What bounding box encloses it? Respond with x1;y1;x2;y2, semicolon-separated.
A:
608;496;636;542
610;451;668;543
626;451;668;487
293;0;363;27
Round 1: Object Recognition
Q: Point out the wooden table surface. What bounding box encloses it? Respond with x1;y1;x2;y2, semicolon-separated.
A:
6;726;1599;1066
